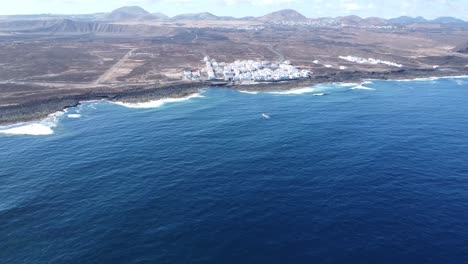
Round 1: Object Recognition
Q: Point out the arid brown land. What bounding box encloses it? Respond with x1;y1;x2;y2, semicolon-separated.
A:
0;8;467;123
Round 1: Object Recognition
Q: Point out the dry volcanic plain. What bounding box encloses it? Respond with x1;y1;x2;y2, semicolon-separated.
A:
1;10;468;123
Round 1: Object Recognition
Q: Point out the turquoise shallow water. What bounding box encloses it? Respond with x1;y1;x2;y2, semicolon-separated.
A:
1;78;468;263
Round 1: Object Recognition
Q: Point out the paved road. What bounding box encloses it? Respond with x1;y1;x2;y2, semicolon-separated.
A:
93;48;137;85
268;44;285;62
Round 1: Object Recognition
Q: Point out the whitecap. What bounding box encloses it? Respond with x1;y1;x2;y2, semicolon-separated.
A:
351;85;376;90
239;90;259;95
0;123;54;136
113;93;203;109
414;77;439;81
396;76;441;82
67;114;81;119
313;93;326;96
448;75;468;79
337;83;359;87
268;87;316;95
0;111;64;136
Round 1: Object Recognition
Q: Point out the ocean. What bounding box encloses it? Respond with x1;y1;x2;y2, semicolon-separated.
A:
1;78;468;263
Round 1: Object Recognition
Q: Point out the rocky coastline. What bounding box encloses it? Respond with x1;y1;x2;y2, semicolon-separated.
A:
0;68;466;125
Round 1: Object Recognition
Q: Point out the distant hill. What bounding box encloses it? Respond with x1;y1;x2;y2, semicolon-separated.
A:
152;12;169;20
432;17;465;24
363;17;387;25
172;12;219;20
388;16;466;24
336;15;363;25
16;19;129;33
0;19;180;35
0;19;60;31
388;16;428;24
336;16;387;26
257;9;308;22
106;6;154;21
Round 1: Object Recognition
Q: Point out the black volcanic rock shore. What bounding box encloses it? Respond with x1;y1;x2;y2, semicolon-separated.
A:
0;68;466;125
0;82;205;124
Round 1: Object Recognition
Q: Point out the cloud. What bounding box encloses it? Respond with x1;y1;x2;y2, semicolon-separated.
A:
340;0;361;11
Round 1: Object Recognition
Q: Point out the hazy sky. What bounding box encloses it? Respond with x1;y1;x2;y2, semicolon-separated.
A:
1;0;467;19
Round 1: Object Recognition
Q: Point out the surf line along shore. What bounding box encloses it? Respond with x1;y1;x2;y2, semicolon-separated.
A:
0;67;465;125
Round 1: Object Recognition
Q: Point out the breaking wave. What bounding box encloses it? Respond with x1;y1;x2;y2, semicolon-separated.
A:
113;93;203;109
338;83;359;87
395;75;468;82
268;87;316;95
239;90;260;95
68;114;82;119
0;111;64;136
351;84;376;90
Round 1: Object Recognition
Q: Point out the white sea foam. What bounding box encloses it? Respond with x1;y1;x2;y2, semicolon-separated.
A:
113;93;203;109
414;77;439;81
0;111;64;136
351;84;376;90
449;75;468;79
337;83;359;87
394;75;468;83
67;114;81;119
239;90;259;95
268;87;316;95
0;124;54;135
313;93;326;96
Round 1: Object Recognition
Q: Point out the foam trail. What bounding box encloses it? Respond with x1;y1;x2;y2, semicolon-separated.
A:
0;111;64;136
114;93;203;109
268;87;316;95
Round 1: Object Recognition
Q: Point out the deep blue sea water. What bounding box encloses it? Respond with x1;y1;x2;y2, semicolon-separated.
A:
1;78;468;263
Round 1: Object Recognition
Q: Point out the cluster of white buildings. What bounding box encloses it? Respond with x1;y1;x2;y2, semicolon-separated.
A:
273;20;397;30
203;57;310;83
183;70;201;81
209;25;265;31
339;56;403;68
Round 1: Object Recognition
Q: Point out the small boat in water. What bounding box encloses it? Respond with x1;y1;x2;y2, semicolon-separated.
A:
262;113;271;119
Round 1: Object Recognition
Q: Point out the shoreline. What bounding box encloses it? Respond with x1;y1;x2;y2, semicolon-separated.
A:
0;68;467;125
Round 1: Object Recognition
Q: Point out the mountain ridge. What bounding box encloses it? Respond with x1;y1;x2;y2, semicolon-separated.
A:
257;9;308;22
106;6;155;21
0;6;466;26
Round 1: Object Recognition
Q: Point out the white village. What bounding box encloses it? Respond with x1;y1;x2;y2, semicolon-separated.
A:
184;57;311;83
183;55;406;84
